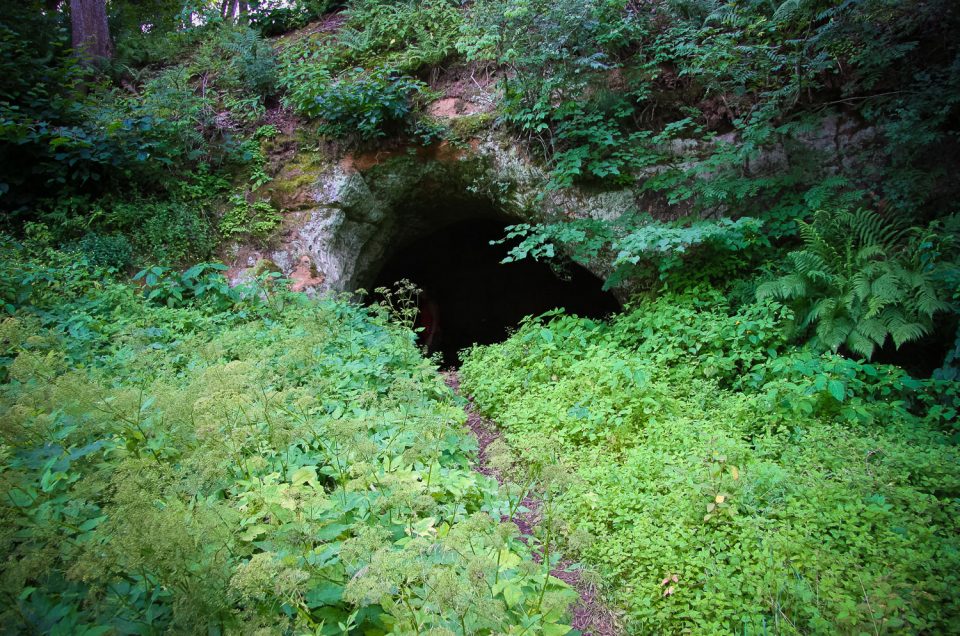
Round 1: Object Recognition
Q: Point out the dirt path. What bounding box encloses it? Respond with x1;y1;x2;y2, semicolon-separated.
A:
444;372;619;636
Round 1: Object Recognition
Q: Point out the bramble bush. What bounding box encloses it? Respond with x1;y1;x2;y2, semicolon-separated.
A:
460;291;960;633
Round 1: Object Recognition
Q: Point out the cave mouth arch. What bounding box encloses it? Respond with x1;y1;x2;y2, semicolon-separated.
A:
371;217;621;366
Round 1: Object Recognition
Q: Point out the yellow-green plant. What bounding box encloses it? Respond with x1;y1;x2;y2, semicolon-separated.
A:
460;291;960;633
0;244;578;634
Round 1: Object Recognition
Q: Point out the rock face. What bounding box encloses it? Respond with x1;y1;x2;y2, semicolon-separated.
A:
227;130;642;296
227;112;876;298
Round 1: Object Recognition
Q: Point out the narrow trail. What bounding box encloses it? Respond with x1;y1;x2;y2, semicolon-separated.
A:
444;372;619;636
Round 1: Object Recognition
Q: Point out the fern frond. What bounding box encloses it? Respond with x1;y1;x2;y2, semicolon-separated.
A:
757;274;807;301
863;294;888;320
850;208;907;250
914;286;950;317
790;250;831;282
857;317;888;345
856;244;886;262
880;308;930;348
851;269;873;303
807;297;838;324
816;314;852;352
870;271;904;303
846;328;876;359
767;208;951;360
704;3;751;29
799;217;846;271
772;0;804;23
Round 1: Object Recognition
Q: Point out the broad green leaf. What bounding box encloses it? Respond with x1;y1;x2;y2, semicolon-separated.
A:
828;379;846;402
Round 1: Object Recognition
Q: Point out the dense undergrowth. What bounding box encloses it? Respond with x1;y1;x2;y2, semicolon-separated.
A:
461;292;960;633
1;2;284;266
5;0;959;360
4;0;960;633
0;243;577;634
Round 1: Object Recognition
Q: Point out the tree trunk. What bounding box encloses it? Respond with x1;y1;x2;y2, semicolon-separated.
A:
221;0;249;21
71;0;112;62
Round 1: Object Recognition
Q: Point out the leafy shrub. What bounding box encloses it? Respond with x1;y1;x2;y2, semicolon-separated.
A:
0;1;78;214
0;11;275;264
460;0;650;185
277;0;458;140
757;209;957;359
110;199;218;265
64;232;134;272
460;292;960;633
134;263;239;310
460;0;960;236
500;214;768;288
0;245;580;634
277;33;340;110
249;1;312;36
301;67;426;140
194;25;278;97
339;0;462;72
250;1;344;36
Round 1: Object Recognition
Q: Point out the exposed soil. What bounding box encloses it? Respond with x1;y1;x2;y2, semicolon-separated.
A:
427;97;477;118
426;62;498;119
444;372;620;636
272;10;348;48
262;104;302;138
288;254;325;292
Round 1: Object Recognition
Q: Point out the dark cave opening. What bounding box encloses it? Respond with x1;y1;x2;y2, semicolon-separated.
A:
371;218;621;366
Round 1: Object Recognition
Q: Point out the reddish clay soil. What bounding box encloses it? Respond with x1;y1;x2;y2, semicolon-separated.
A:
288;254;325;292
262;104;301;138
444;372;620;636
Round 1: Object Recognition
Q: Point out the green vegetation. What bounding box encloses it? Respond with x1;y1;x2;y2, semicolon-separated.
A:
3;0;960;633
276;0;460;141
757;210;958;359
293;68;427;140
0;242;576;633
1;2;283;265
461;292;960;633
499;215;768;288
459;0;960;218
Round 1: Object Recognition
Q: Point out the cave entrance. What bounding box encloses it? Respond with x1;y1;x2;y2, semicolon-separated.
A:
371;218;621;366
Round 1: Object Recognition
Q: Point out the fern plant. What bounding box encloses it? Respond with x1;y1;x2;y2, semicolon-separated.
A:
757;209;955;359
